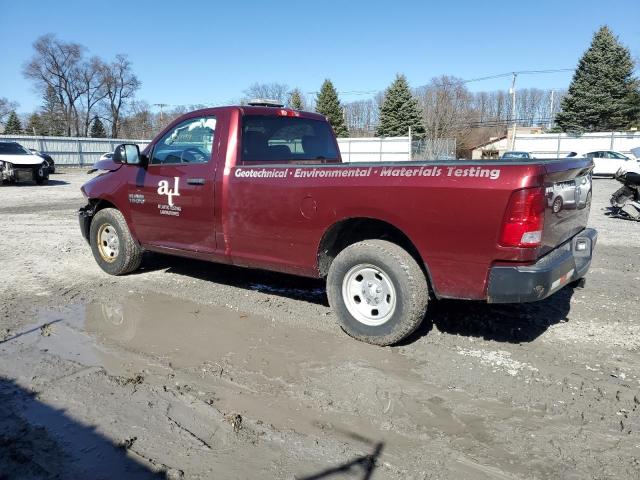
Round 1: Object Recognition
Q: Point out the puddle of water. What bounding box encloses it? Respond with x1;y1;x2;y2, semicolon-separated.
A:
14;293;412;382
12;293;431;443
0;293;541;476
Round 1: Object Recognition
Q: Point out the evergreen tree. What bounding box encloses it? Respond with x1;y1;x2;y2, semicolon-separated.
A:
556;26;640;132
90;117;107;138
376;74;425;137
288;88;304;110
40;85;65;136
4;111;23;134
315;79;349;137
26;113;45;135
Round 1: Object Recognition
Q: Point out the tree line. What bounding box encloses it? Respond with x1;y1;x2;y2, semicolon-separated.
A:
2;34;140;138
1;26;637;157
344;26;639;155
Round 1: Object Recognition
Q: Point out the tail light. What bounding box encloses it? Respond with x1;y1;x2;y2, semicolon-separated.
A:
499;187;546;248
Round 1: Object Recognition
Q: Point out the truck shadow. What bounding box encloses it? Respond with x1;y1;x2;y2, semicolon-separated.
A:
142;253;577;345
0;376;165;479
1;179;69;187
141;253;329;305
407;284;577;344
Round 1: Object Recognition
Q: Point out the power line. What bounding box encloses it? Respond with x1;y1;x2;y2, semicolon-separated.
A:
460;68;573;84
149;68;575;109
306;68;575;96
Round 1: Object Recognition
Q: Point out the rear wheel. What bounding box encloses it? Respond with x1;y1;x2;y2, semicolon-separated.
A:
327;240;429;346
90;208;142;275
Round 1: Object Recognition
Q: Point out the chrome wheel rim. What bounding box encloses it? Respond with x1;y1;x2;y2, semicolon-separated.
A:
342;264;397;326
97;223;120;263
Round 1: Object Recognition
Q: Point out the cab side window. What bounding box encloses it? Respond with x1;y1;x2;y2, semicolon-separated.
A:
151;117;216;165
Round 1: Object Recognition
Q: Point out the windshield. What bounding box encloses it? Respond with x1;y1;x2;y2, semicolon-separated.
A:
0;143;30;155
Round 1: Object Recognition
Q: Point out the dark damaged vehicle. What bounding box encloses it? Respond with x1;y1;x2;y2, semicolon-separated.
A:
29;148;56;174
0;141;50;185
78;103;598;346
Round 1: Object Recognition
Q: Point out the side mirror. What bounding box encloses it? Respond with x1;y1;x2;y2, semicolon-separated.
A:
113;144;146;166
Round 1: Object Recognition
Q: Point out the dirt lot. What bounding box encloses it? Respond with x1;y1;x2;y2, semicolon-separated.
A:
0;170;638;479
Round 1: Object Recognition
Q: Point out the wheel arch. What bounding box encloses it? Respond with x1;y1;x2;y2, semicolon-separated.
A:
317;217;436;296
83;197;140;244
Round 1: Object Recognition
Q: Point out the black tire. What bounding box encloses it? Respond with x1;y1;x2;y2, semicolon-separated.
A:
35;166;48;185
89;208;143;275
327;240;429;346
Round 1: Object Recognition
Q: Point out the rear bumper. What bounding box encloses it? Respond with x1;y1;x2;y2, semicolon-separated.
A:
487;228;597;303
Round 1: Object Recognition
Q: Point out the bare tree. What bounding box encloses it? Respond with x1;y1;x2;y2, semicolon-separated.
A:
343;98;380;137
415;76;474;142
0;98;19;126
101;54;141;138
119;101;155;139
242;83;289;105
23;34;85;136
79;57;108;136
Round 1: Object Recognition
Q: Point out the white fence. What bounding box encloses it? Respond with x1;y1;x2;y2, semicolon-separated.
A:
473;131;640;159
514;132;640;158
0;134;151;166
338;137;411;162
1;134;443;165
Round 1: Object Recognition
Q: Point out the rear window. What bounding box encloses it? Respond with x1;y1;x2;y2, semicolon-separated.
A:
241;115;339;163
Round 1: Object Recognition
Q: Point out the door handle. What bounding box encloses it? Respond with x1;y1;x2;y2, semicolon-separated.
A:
187;178;206;185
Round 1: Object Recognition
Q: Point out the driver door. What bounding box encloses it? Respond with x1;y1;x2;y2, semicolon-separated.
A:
128;115;218;253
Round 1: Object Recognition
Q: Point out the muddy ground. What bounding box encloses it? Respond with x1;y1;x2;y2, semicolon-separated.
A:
0;170;638;479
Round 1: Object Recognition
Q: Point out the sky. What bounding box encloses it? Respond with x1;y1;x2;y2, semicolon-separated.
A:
0;0;638;113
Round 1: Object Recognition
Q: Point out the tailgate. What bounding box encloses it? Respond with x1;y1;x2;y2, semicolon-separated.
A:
540;158;594;255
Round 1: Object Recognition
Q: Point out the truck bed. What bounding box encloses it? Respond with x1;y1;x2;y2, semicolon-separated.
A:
225;157;593;300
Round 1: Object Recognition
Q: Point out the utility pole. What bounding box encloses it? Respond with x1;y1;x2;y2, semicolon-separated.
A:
548;90;555;129
154;103;168;122
509;73;518;150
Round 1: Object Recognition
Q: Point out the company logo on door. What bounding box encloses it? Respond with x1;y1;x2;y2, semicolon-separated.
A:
157;177;182;216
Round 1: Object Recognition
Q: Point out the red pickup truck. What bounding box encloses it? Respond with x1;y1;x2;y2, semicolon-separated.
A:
79;104;597;345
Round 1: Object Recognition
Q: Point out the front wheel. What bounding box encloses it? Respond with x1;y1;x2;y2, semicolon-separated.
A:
35;166;48;185
89;208;143;275
327;240;429;346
